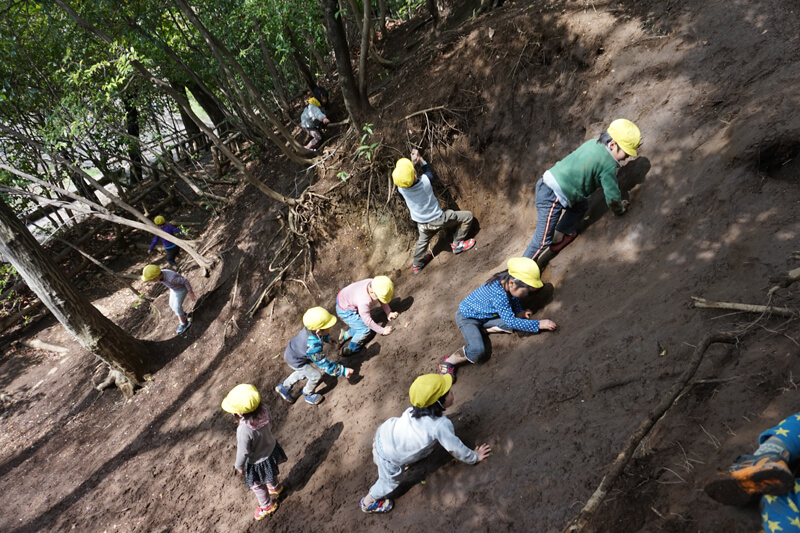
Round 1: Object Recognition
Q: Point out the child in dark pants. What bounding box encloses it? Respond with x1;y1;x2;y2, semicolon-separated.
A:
522;119;642;261
221;384;287;521
439;257;557;381
393;149;475;274
359;373;492;514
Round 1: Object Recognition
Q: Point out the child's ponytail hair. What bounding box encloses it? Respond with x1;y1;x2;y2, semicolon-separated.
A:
411;395;447;419
484;270;533;292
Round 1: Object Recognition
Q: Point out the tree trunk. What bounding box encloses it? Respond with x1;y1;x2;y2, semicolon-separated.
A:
123;93;143;185
378;0;388;39
300;27;327;75
427;0;440;27
0;197;147;383
186;82;228;134
255;29;291;113
321;0;371;125
359;0;371;102
169;80;202;140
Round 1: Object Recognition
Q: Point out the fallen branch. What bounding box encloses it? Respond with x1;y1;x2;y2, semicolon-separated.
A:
691;296;796;318
561;332;737;533
18;339;69;353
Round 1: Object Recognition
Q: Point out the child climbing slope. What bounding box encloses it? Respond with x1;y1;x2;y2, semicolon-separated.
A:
336;276;398;356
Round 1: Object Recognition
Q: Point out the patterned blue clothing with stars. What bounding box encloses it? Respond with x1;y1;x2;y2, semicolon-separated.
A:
758;414;800;533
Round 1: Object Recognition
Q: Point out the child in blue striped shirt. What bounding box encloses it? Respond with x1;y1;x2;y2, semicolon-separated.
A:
439;257;557;381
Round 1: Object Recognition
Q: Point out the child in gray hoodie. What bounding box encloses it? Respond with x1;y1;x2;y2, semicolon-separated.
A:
359;374;492;513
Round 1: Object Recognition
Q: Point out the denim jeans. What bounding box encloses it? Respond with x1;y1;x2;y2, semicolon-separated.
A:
413;209;473;266
455;311;508;364
282;364;323;395
169;289;187;317
336;305;375;353
522;177;588;260
164;246;179;268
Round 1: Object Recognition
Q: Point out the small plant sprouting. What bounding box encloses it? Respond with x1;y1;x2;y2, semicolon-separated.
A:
337;171;350;182
355;123;380;161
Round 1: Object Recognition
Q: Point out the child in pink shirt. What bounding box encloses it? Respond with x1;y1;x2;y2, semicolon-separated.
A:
336;276;398;355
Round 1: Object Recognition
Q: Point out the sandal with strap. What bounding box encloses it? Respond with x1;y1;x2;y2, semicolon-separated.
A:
438;361;456;383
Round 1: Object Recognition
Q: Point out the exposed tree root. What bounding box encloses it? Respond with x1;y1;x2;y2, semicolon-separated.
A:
691;296;797;318
93;365;136;399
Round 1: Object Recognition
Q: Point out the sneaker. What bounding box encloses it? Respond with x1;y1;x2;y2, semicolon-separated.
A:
549;232;577;253
360;497;393;514
176;320;191;335
275;384;294;404
485;325;512;334
451;239;476;255
303;393;324;405
342;346;358;357
267;483;284;497
411;253;434;274
704;454;794;506
338;329;351;346
254;501;278;520
438;361;457;384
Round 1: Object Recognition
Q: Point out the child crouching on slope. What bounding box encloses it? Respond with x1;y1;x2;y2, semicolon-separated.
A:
336;276;398;356
221;384;287;520
359;373;491;514
275;307;354;406
439;257;557;381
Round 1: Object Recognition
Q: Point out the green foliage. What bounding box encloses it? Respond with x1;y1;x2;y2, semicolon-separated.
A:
337;170;350;182
355;123;380;161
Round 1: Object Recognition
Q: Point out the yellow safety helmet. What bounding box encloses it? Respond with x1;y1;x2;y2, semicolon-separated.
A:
141;264;162;282
221;384;261;414
409;374;453;408
507;257;543;289
308;97;321;107
370;276;394;303
303;307;337;331
392;158;416;188
607;119;641;157
154;215;166;225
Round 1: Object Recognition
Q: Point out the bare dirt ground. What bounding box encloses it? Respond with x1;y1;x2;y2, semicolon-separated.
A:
2;0;800;531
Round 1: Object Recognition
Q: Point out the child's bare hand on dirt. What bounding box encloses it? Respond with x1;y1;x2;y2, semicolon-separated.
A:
344;368;354;379
382;326;394;336
539;319;557;331
516;309;534;319
387;311;399;321
622;199;630;211
235;468;244;475
475;444;492;461
410;149;421;165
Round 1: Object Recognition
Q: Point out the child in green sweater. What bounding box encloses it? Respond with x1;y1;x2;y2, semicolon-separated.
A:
522;119;641;261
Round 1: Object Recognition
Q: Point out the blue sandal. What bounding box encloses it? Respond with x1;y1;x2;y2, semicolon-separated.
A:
360;497;393;514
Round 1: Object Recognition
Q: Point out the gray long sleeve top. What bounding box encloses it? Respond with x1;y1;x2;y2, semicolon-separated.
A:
374;407;478;467
234;406;277;470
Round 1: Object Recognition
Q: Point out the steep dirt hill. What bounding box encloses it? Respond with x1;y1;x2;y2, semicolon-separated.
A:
1;0;800;531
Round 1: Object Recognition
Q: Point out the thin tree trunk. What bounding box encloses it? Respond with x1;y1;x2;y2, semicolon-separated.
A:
52;0;301;207
169;80;202;140
427;0;439;27
0;197;147;383
359;0;371;101
378;0;388;39
321;0;370;125
255;28;291;113
123;93;143;185
300;27;327;75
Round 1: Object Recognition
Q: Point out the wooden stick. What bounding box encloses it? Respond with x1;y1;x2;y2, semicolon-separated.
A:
397;105;446;122
691;296;796;317
562;332;737;533
17;339;69;353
